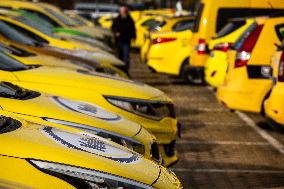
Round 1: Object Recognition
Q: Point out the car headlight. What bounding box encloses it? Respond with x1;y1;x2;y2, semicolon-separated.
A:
29;160;154;189
105;96;176;120
43;118;145;155
51;96;121;121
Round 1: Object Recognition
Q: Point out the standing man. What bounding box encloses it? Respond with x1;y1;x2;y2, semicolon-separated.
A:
111;6;136;74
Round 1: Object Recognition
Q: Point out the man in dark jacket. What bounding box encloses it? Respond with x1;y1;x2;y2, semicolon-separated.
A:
111;6;136;73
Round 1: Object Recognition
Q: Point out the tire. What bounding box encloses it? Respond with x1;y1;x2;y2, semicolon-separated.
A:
180;58;205;85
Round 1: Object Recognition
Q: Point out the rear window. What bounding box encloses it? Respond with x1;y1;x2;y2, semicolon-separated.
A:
141;19;165;30
216;8;284;33
216;20;246;38
232;22;257;50
172;19;194;32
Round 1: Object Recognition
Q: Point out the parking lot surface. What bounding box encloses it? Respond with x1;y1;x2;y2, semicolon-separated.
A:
130;52;284;189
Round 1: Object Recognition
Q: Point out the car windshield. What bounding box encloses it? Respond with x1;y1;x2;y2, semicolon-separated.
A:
0;51;30;71
0;21;37;46
14;15;56;38
41;6;77;27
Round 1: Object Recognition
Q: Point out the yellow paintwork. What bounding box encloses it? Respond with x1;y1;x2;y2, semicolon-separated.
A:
264;51;284;126
217;17;284;113
205;19;254;87
189;0;284;74
146;30;193;76
0;52;179;166
0;84;157;161
0;114;182;188
98;14;115;29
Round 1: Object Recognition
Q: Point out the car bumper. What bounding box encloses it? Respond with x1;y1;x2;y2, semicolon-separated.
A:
217;79;272;112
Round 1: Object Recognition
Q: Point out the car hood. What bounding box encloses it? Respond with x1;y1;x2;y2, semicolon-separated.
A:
12;66;168;100
0;117;160;185
0;94;142;137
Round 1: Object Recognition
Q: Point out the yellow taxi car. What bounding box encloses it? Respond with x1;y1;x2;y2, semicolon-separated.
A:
141;16;194;63
205;18;254;87
264;46;284;127
0;81;160;162
144;25;194;78
187;0;284;84
0;115;182;188
0;13;126;70
0;40;127;78
217;17;284;113
132;15;164;48
0;51;179;167
0;0;111;41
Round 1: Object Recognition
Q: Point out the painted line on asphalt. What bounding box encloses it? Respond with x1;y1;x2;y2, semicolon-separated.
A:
180;121;246;126
236;111;284;155
171;168;284;174
177;140;270;146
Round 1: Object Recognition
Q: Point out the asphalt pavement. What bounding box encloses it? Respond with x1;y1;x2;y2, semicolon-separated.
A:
129;52;284;189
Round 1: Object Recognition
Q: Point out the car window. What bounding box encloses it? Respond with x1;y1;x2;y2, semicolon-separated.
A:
0;52;29;71
0;21;37;46
172;19;194;32
21;9;60;27
1;20;49;44
141;19;165;31
14;15;56;38
216;20;246;38
217;8;284;33
41;6;77;27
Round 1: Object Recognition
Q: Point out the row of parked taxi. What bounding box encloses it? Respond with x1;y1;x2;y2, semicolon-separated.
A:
0;1;183;188
99;0;283;129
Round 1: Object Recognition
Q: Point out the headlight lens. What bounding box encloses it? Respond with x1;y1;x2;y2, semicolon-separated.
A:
43;118;145;155
51;96;121;121
29;160;154;189
105;96;176;120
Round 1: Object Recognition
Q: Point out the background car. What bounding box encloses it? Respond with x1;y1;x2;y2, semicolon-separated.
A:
217;17;284;113
264;45;284;128
187;0;284;84
0;115;182;189
205;18;255;87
